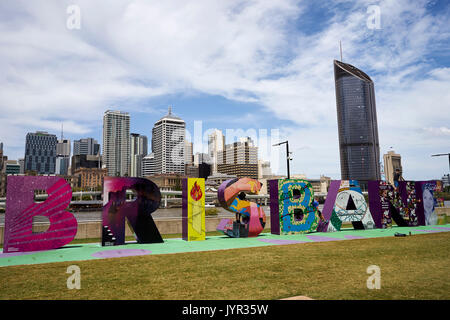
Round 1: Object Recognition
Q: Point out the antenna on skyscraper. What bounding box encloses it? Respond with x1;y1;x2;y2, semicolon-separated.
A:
61;123;64;140
339;40;343;61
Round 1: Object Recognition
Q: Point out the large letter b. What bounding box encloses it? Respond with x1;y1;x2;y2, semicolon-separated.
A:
3;176;77;253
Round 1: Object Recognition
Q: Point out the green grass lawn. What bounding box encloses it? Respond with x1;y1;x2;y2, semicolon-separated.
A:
0;231;449;300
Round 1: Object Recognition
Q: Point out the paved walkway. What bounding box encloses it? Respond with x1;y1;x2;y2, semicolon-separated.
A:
1;224;449;267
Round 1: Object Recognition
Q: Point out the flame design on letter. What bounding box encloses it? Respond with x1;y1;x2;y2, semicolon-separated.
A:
190;181;203;201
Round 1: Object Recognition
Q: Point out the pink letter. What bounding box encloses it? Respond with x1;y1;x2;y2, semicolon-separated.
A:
3;176;77;253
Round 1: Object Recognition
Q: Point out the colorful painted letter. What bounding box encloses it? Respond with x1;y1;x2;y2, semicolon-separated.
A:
368;180;427;228
321;180;375;232
416;181;438;226
182;178;206;241
217;178;266;238
102;177;163;246
3;176;77;253
269;179;318;235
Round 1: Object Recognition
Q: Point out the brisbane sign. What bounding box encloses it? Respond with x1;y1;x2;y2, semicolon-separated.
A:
2;175;440;253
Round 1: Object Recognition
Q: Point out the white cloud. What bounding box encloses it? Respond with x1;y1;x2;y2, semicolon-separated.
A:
423;127;450;136
0;0;449;180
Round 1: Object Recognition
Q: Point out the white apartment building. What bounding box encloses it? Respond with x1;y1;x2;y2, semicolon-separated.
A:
102;110;131;176
208;129;225;174
151;107;185;174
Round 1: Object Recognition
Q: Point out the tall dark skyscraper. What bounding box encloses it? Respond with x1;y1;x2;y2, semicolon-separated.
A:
334;60;381;189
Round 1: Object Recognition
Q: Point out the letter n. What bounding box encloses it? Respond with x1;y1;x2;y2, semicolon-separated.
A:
368;180;424;228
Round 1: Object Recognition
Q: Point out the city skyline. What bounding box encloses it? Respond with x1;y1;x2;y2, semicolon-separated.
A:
0;1;449;180
1;94;447;180
1;108;272;179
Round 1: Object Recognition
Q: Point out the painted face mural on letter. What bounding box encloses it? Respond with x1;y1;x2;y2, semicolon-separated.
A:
422;185;437;225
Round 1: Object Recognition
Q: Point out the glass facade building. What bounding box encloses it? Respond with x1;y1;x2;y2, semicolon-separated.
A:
334;60;381;190
24;131;57;174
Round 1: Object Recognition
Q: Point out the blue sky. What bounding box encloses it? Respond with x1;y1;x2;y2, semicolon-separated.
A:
0;0;449;180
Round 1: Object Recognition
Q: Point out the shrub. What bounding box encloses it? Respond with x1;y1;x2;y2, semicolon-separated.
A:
205;208;219;216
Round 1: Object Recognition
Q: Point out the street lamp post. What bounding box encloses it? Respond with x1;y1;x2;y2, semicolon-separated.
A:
431;153;450;173
273;141;292;179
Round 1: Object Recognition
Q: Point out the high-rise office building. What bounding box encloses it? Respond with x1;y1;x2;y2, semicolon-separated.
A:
193;153;212;179
102;110;131;176
18;158;24;174
194;153;211;166
73;138;100;156
130;133;148;177
24;131;57;174
184;140;193;165
208;129;225;174
56;139;71;157
334;59;381;190
217;137;258;178
55;157;70;175
383;150;402;185
258;160;272;179
71;139;105;190
185;153;212;179
142;153;156;177
56;138;71;175
184;140;194;176
151;107;185;174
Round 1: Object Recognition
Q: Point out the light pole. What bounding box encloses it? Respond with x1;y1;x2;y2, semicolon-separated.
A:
273;141;292;179
431;153;450;173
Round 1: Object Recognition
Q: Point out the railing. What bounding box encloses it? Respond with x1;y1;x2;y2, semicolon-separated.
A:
0;190;336;209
